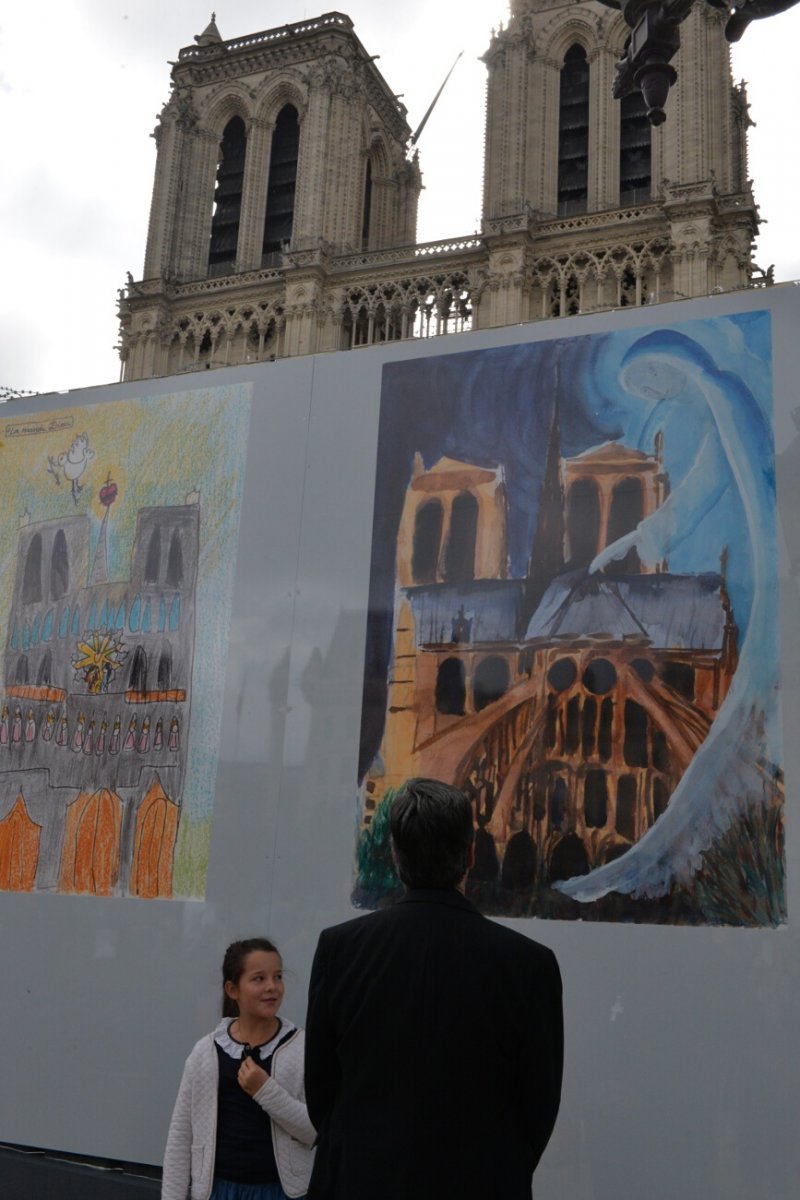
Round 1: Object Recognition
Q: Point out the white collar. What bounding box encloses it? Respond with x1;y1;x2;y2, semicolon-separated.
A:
213;1015;297;1060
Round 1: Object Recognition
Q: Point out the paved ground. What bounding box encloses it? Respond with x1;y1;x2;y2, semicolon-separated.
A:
0;1145;160;1198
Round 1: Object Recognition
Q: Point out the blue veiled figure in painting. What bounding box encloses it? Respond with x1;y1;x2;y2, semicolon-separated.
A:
555;327;783;905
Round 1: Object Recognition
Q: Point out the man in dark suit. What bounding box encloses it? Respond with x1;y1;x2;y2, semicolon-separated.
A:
305;778;563;1200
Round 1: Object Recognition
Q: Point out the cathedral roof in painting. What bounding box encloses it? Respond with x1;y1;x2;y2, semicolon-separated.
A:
525;570;729;650
405;579;525;645
408;453;503;493
564;441;655;467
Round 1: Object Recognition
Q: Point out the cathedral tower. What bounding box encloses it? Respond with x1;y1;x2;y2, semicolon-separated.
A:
480;0;757;318
119;6;758;380
120;13;421;378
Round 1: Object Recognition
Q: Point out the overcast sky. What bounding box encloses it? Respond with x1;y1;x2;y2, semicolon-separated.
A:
1;1;798;396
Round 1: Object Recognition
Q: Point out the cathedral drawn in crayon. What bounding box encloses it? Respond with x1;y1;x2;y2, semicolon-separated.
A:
0;478;199;898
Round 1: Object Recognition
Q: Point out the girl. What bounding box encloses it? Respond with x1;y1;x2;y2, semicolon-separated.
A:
162;938;315;1200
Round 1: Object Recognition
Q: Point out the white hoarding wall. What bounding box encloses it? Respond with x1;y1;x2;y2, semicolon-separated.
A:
0;286;798;1200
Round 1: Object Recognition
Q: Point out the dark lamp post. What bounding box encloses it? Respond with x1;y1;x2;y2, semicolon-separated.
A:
597;0;800;124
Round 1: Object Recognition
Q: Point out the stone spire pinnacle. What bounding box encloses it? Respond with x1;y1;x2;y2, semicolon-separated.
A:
194;13;222;47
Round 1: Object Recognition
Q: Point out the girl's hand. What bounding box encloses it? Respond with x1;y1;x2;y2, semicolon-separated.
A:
237;1056;269;1096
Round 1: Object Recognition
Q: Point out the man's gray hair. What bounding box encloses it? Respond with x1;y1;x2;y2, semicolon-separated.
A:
390;778;473;889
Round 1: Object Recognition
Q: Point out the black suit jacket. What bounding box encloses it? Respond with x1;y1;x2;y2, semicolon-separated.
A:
305;889;563;1200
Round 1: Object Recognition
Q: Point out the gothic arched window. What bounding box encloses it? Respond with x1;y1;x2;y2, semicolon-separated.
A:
623;699;649;768
557;45;589;216
262;106;300;261
549;777;569;832
599;697;614;761
37;649;53;686
129;645;148;693
550;832;590;881
444;492;478;583
166;530;184;588
144;527;161;585
565;695;581;755
435;657;466;716
620;265;639;307
607;476;644;571
50;529;69;600
581;696;597;758
566;478;600;567
361;158;373;250
620;90;651;205
412;500;443;584
158;642;173;690
501;831;537;890
584;769;608;828
208;116;247;275
616;774;637;840
22;533;43;604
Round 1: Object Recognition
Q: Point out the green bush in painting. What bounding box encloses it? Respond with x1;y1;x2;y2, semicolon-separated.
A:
691;790;785;927
355;787;402;904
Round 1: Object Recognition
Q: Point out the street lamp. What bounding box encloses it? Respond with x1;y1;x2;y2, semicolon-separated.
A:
597;0;800;124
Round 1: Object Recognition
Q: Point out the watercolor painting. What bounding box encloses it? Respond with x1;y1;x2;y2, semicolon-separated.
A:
355;310;784;926
0;386;251;899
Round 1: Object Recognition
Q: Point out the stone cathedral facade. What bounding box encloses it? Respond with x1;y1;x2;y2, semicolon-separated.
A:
118;4;759;381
